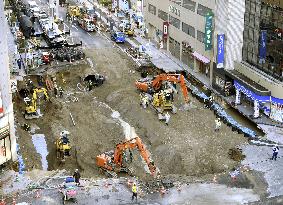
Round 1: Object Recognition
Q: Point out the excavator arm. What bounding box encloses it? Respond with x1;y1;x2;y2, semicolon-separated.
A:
136;73;189;103
113;137;157;176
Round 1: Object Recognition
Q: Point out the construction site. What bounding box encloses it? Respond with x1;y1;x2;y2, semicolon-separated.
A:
1;0;283;204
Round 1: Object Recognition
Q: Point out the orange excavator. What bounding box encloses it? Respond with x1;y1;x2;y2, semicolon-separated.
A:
96;137;157;178
135;73;189;103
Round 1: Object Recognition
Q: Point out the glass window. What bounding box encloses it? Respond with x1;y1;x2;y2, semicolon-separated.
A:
148;4;156;15
197;30;205;43
169;0;182;6
197;4;212;16
182;0;196;12
182;22;195;37
169;15;181;29
158;9;168;21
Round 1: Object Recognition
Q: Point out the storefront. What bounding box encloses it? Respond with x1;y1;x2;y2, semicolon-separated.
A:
192;51;210;76
0;124;11;165
181;41;193;69
169;37;180;60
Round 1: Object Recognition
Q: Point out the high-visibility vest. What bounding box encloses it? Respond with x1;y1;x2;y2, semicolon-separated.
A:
132;185;137;193
0;91;3;117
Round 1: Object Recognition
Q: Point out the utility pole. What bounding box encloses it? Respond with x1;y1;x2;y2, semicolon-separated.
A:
0;0;17;163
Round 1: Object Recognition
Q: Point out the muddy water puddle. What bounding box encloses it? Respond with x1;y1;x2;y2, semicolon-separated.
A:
31;134;49;170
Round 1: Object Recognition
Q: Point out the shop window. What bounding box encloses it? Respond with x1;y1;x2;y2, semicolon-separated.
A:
148;4;156;15
169;15;181;29
182;22;195;37
197;30;205;43
169;0;182;6
197;4;212;16
215;76;225;89
158;9;168;21
182;0;196;12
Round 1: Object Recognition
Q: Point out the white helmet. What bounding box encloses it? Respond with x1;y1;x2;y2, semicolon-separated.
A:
60;130;70;136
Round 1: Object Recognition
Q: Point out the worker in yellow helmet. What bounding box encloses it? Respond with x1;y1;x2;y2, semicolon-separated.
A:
132;182;138;201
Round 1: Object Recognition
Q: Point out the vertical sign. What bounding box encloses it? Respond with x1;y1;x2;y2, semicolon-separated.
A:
0;91;3;118
163;21;169;39
204;12;213;51
259;30;267;64
217;34;225;68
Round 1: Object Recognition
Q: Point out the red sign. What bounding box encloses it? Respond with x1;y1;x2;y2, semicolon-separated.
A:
163;22;169;39
0;91;3;117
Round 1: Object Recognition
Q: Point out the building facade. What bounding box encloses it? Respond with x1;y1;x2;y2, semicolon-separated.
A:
144;0;216;78
213;0;283;123
0;0;17;165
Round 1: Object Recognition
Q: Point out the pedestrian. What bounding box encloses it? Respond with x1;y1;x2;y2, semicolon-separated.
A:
132;182;137;201
215;118;221;131
271;145;279;160
17;58;22;70
59;87;64;98
73;169;81;185
164;112;170;126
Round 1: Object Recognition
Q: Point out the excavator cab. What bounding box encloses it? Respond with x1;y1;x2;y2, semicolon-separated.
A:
24;87;49;119
56;130;71;162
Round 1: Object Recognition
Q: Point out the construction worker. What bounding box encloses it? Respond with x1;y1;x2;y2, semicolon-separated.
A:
215;118;221;132
132;182;138;201
164;112;170;126
73;169;81;186
58;87;64;98
271;145;279;161
141;95;149;109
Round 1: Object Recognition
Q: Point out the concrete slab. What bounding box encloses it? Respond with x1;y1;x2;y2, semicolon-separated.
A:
242;145;283;197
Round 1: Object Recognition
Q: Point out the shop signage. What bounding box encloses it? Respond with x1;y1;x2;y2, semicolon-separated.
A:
259;30;267;64
204;12;213;51
217;34;225;68
169;5;180;17
163;21;169;39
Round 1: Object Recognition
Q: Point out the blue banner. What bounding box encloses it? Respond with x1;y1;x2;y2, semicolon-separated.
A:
234;80;270;102
259;30;267;63
217;34;225;68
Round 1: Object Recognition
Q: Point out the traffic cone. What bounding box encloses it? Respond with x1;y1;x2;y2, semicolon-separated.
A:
12;196;16;205
0;198;6;205
34;190;41;198
160;186;166;196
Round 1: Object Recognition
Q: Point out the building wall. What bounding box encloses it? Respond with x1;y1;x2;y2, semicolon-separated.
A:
214;0;245;70
144;0;216;72
0;0;17;165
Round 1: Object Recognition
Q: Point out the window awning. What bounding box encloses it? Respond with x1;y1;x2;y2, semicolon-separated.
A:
192;51;210;64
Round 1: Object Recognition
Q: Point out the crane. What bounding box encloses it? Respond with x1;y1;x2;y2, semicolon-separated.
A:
96;137;157;178
135;73;189;103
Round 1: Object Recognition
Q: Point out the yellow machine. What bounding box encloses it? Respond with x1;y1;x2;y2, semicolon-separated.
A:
67;6;81;19
24;88;49;119
56;130;71;162
152;89;177;114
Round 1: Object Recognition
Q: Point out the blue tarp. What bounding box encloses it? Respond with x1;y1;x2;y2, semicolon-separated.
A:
190;83;257;138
